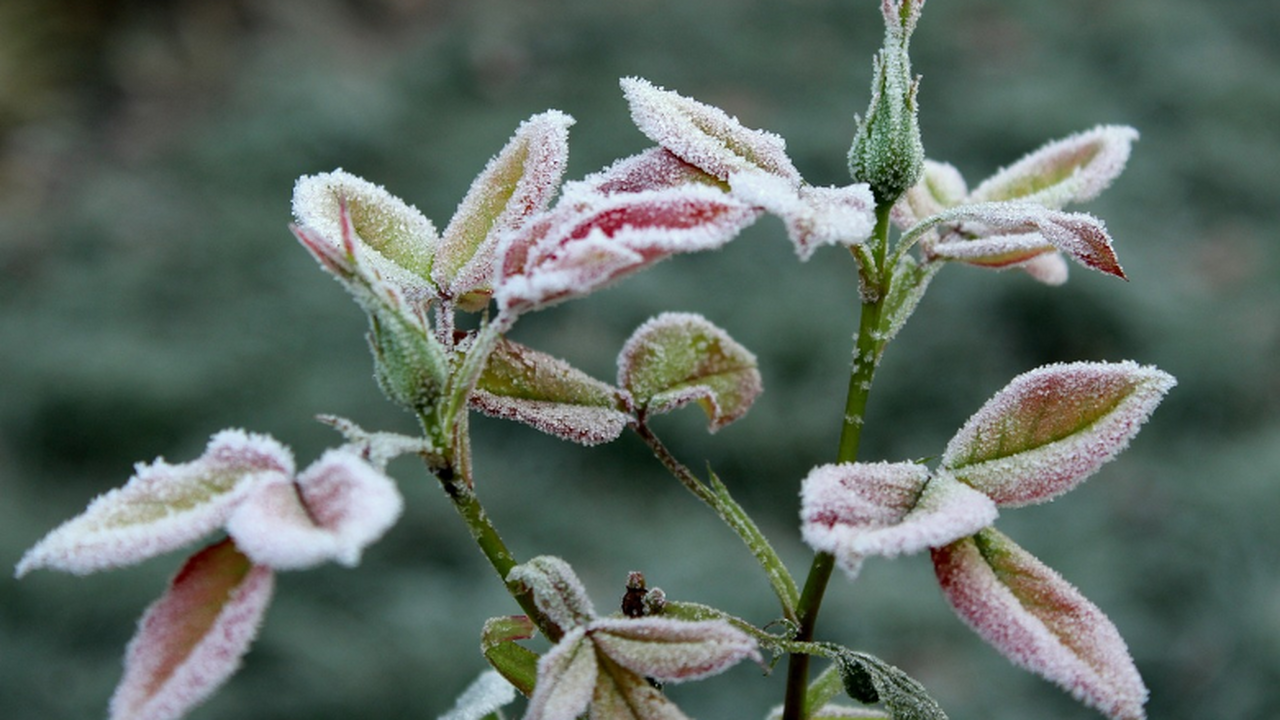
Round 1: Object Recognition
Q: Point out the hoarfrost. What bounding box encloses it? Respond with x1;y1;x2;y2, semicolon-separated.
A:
932;528;1148;720
108;539;274;720
525;627;596;720
970;126;1139;209
942;361;1176;506
589;617;762;682
580;147;722;195
16;430;293;577
507;556;597;631
438;670;518;720
470;391;630;446
729;172;876;259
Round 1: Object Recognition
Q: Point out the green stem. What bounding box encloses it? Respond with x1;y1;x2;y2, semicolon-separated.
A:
782;204;893;720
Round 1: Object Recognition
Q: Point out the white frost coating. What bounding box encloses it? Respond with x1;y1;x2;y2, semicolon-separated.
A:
590;617;762;683
317;415;439;469
730;172;876;259
620;77;801;184
969;125;1139;209
928;202;1124;279
800;463;996;577
435;111;574;304
437;670;518;720
15;430;293;577
942;361;1176;507
507;556;597;631
891;160;967;229
579;147;718;195
470;390;630;446
109;542;275;720
933;529;1148;720
525;627;597;720
495;185;759;314
1020;252;1070;285
226;449;404;570
927;231;1056;268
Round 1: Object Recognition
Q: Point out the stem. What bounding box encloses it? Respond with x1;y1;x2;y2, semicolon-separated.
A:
782;204;893;720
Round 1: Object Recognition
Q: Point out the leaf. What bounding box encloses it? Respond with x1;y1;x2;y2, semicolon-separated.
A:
435;111;575;310
941;361;1176;506
617;312;762;431
481;615;541;697
108;539;274;720
968;126;1139;209
525;627;598;720
291;169;440;295
589;617;761;683
579;147;723;195
878;254;939;346
931;528;1147;720
833;650;948;720
590;653;690;720
496;185;759;315
729;172;876;259
438;670;519;720
620;77;801;184
367;305;450;412
507;556;596;633
471;337;631;446
799;463;996;578
16;430;293;576
926;232;1056;269
891;160;967;230
225;449;404;570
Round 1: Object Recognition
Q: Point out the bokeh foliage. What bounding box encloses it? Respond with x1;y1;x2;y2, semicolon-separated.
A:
2;1;1277;718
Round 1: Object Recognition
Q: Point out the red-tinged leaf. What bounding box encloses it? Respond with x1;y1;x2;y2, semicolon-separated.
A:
291;170;440;296
16;430;293;577
729;172;876;259
926;232;1056;268
620;77;801;184
942;361;1175;506
800;463;996;577
109;539;274;720
891;159;968;230
482;615;540;697
617;312;761;431
931;202;1125;279
507;556;596;633
1019;251;1070;286
969;126;1138;209
580;147;724;195
435;111;575;310
591;653;691;720
932;528;1147;720
496;186;758;315
470;336;631;446
226;449;403;570
525;627;598;720
589;617;760;683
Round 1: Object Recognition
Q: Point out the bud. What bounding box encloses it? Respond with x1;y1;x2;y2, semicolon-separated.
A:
848;0;926;205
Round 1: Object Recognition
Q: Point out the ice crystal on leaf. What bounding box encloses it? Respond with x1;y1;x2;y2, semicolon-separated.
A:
438;670;519;720
108;538;273;720
471;337;630;446
434;111;574;311
580;147;723;195
617;312;762;431
730;173;876;260
969;126;1139;209
932;528;1148;720
799;462;996;577
509;556;760;720
941;361;1176;507
16;430;292;577
495;186;757;316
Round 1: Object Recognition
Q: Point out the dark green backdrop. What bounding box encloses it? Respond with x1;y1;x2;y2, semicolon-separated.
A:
3;1;1277;718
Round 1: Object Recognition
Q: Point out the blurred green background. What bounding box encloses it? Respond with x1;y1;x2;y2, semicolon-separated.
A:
2;1;1277;718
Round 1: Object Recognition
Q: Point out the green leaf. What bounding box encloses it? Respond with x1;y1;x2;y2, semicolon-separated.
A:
878;254;939;346
618;312;761;432
833;650;948;720
482;616;541;697
471;337;630;445
367;307;449;413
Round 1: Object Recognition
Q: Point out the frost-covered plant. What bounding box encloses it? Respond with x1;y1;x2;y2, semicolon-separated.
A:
16;2;1176;720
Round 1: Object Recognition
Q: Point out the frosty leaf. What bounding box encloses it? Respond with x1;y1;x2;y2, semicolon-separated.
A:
580;147;724;195
589;617;761;683
891;160;967;229
292;170;440;297
927;202;1125;279
496;186;758;315
526;627;598;720
932;528;1147;720
591;653;691;720
729;172;876;259
1020;251;1070;286
507;556;596;633
942;361;1176;507
878;254;940;346
226;449;403;570
969;126;1138;209
620;77;801;184
833;649;948;720
435;111;575;310
482;615;540;697
800;463;996;578
471;337;630;446
108;539;274;720
368;305;450;412
927;232;1056;269
316;415;440;469
438;670;519;720
617;312;761;431
16;430;293;577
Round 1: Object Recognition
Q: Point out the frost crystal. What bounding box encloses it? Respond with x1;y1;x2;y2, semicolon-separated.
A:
942;361;1176;506
933;528;1148;720
730;172;876;259
579;147;722;195
969;126;1139;209
438;670;518;720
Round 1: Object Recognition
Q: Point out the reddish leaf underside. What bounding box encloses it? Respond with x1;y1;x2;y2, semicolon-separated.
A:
110;538;274;720
932;528;1147;720
589;617;761;683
